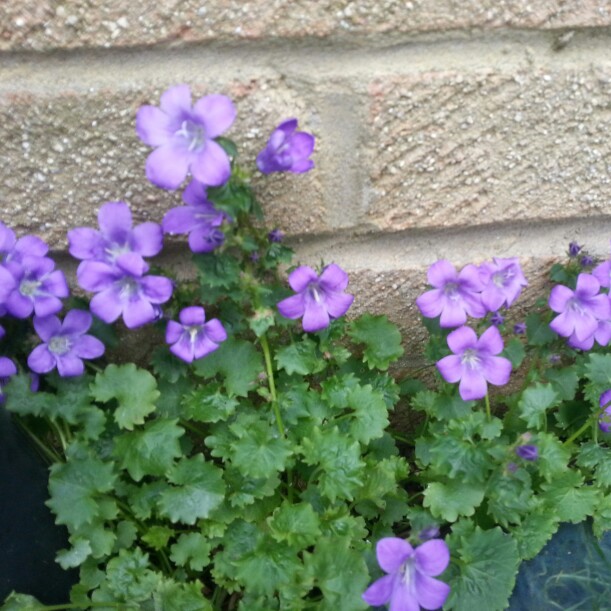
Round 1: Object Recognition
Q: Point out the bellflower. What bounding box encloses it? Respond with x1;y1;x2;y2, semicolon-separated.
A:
277;264;354;332
567;319;611;351
362;537;450;611
4;255;69;318
599;389;611;433
166;306;227;363
28;310;105;377
68;201;163;266
437;325;512;401
592;251;611;288
479;257;528;312
256;119;315;175
0;222;48;264
515;445;538;461
416;260;486;328
568;241;582;257
162;180;227;253
136;84;236;189
549;273;610;342
77;253;173;329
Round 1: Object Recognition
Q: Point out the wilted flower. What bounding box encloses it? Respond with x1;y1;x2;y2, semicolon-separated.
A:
28;310;105;377
418;526;440;542
479;257;528;312
277;264;353;332
513;322;527;335
268;228;284;243
581;255;594;267
515;444;538;461
166;306;227;363
136;84;236;189
77;253;173;329
416;260;485;328
256;119;315;175
568;241;582;257
436;325;512;401
599;389;611;433
68;201;163;266
362;537;451;611
490;311;505;326
549;273;610;343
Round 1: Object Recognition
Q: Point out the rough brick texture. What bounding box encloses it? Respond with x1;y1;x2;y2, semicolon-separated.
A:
2;1;610;51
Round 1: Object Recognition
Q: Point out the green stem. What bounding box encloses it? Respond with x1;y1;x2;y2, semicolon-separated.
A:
259;334;285;438
564;416;597;446
48;418;68;452
15;418;62;463
484;394;491;421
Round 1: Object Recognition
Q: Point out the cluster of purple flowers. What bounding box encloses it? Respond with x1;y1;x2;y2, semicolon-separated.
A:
548;266;611;350
417;258;527;401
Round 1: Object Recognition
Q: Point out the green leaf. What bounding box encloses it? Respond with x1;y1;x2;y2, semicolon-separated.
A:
518;383;559;429
423;481;485;522
1;593;44;610
91;364;159;430
540;471;600;523
513;510;560;560
113;419;184;481
307;536;369;610
592;494;611;539
158;455;225;525
275;337;326;376
536;432;572;482
184;385;239;423
586;353;611;387
545;367;579;401
299;427;364;502
194;337;263;397
106;547;160;602
152;578;212;611
346;385;389;445
56;537;92;570
502;337;526;368
576;441;611;487
142;526;175;551
150;345;189;383
446;526;519;611
47;446;116;530
170;533;212;571
485;469;535;527
229;417;293;478
526;312;556;346
349;314;404;370
268;502;322;549
412;390;474;420
192;252;241;290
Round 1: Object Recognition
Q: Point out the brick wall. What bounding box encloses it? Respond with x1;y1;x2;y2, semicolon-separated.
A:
2;2;611;360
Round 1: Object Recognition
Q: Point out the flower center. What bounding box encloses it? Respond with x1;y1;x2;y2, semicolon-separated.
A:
20;279;41;297
48;336;71;356
176;120;206;152
118;277;140;300
443;281;459;300
307;284;323;304
400;557;416;587
461;348;481;369
568;297;585;315
493;268;514;288
105;242;131;262
188;326;200;342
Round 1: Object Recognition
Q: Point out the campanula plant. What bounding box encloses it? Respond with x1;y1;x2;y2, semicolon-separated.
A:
2;83;611;611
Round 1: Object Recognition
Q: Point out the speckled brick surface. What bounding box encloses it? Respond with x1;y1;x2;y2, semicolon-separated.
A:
1;1;610;51
366;66;611;231
0;81;327;248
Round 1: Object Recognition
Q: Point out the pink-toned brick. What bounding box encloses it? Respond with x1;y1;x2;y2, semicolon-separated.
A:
366;66;611;232
0;80;326;248
1;1;610;52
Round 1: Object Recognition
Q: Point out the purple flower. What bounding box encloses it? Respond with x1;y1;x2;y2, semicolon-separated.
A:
549;274;610;343
0;356;17;402
514;322;527;335
490;311;505;326
268;228;284;243
256;119;315;175
416;260;486;328
136;84;236;190
68;201;163;266
166;306;227;363
568;241;582;257
592;252;611;288
0;222;47;264
436;326;512;401
77;253;173;329
479;257;528;312
568;319;611;351
418;526;440;542
581;255;594;267
277;264;354;332
28;310;105;377
362;537;450;611
599;389;611;433
4;255;69;319
162;180;227;253
515;444;538;461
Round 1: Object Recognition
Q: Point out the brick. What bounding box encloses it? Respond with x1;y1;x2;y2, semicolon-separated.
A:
366;66;611;232
0;80;326;248
2;1;610;52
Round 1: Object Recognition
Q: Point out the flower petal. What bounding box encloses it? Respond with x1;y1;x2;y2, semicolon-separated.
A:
77;261;118;292
362;574;395;607
136;105;180;146
302;300;330;332
162;206;198;234
33;315;62;342
416;289;444;319
323;291;354;319
27;344;56;374
179;306;206;326
98;201;132;239
73;335;105;359
376;538;413;573
90;288;123;323
123;297;156;329
68;228;104;260
319;263;349;292
477;325;504;355
170;334;195;363
436;354;463;384
414;540;450;576
287;266;318;292
190;140;231;186
439;299;468;328
427;260;457;288
140;276;174;304
193;95;236;138
447;326;477;354
56;355;84;378
159;84;192;116
414;573;451;610
548;285;574;313
277;294;305;320
132;222;164;257
182;179;209;206
389;584;420;611
166;320;184;344
482;355;512;386
145;142;191;190
203;318;227;343
458;367;488;401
